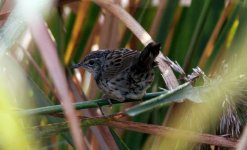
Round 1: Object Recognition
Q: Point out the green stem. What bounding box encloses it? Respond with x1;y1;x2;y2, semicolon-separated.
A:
33;117;111;137
21;91;166;116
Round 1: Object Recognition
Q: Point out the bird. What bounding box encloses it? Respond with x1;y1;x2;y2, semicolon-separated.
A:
72;42;161;103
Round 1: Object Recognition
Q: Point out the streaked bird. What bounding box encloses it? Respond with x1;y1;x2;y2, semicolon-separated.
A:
72;42;160;103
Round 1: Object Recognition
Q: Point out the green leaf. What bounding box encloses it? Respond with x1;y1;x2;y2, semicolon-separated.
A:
109;128;130;150
125;82;203;116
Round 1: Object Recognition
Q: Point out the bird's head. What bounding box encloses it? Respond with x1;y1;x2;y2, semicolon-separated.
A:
72;51;104;77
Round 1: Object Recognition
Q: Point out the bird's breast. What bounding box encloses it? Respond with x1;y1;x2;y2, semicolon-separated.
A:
96;68;154;100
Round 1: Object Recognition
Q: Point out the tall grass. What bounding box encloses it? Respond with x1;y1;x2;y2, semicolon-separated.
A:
0;0;246;149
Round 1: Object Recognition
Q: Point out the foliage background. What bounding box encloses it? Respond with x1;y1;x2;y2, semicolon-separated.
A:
0;0;247;149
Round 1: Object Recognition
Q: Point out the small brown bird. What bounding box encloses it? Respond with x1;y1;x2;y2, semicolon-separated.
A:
72;42;160;102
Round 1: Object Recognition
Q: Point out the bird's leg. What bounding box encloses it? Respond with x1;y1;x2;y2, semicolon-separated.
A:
98;95;116;116
136;97;144;104
101;94;113;107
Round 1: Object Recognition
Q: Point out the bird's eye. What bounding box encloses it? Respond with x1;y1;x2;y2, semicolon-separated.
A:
88;60;95;66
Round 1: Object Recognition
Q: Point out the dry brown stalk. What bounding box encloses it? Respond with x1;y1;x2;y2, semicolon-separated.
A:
48;114;238;149
107;120;238;149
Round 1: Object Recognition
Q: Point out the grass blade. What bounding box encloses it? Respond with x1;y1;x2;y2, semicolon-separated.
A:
109;128;130;150
125;82;202;116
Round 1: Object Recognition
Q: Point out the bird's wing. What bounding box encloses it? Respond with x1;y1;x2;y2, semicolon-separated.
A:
101;48;140;79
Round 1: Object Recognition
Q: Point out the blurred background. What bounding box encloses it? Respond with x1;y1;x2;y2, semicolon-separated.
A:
0;0;247;149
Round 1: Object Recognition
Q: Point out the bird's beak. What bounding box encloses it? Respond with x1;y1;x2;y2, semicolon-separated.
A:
71;62;83;69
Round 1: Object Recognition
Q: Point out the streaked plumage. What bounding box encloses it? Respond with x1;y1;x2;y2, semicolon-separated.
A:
72;42;160;102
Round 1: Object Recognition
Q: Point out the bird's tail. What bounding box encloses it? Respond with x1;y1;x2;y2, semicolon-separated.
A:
136;42;161;71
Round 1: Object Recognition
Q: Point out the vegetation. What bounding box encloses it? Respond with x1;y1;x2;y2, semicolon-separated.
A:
0;0;247;149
